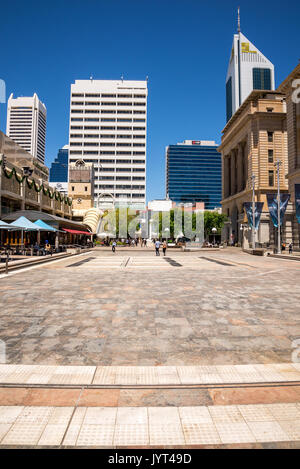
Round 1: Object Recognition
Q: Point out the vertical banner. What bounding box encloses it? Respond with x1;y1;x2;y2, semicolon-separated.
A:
295;184;300;224
266;193;290;227
243;202;264;229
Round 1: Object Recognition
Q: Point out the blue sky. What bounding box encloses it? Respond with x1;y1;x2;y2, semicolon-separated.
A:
0;0;299;201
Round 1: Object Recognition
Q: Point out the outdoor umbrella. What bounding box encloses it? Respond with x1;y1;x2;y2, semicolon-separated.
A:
0;220;23;230
10;216;40;248
34;219;57;232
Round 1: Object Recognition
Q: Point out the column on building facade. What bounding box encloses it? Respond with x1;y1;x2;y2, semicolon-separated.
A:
230;151;236;196
223;156;230;198
237;143;244;193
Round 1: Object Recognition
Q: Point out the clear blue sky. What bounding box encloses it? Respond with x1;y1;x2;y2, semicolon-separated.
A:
0;0;299;201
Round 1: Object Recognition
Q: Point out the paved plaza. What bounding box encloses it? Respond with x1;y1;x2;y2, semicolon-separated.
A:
0;248;300;448
0;249;299;366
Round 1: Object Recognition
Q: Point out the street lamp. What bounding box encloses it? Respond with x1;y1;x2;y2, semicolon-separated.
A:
274;159;282;255
212;227;217;245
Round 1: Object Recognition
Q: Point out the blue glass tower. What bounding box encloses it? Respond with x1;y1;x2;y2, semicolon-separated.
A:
166;141;222;209
49;147;68;182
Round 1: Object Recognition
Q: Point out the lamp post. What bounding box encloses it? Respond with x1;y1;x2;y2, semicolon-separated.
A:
251;174;256;250
212;227;217;246
274;159;282;254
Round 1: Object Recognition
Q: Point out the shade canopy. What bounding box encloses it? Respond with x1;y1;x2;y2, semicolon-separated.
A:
0;220;23;231
62;228;91;235
34;219;57;232
10;216;39;231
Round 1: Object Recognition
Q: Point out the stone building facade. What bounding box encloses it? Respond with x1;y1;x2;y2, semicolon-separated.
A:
68;160;94;221
218;90;289;248
278;64;300;248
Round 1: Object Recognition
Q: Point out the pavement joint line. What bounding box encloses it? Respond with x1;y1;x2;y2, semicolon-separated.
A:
0;251;92;279
1;382;300;390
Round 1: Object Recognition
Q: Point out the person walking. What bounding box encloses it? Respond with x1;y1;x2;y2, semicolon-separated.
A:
45;240;51;256
155;239;160;256
112;240;116;253
289;242;293;255
162;240;167;256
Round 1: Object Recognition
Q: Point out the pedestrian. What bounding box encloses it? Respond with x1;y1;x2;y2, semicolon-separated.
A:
162;240;167;256
112;240;116;253
289;242;293;254
155;239;160;256
45;240;51;256
282;242;286;252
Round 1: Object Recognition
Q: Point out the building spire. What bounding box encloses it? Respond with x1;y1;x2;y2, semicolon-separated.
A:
237;6;241;33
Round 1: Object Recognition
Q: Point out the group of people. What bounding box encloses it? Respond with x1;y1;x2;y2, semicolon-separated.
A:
282;242;293;254
33;240;52;256
111;238;168;256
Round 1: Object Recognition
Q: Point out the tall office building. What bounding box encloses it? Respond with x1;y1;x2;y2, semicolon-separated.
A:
226;11;275;121
166;140;222;210
68;79;147;209
6;93;47;163
49;145;69;183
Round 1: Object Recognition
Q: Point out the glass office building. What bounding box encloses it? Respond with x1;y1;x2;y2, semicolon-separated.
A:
166;140;221;209
49;146;69;182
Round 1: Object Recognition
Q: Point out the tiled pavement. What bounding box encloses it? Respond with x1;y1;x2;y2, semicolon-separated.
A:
1;363;300;386
0;403;300;447
0;249;300;447
0;250;300;366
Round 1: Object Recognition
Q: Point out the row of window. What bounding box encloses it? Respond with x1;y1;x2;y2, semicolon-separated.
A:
94;185;145;189
70;142;145;147
71;110;146;114
94;176;145;181
71;118;146;123
70;126;145;131
70;134;145;139
69;151;145;156
72;93;146;98
72;101;145;106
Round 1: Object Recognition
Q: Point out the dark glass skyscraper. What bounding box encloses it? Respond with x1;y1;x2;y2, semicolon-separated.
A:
166;141;222;209
49;146;68;182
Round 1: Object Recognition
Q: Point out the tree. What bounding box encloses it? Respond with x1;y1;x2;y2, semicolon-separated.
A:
203;211;227;239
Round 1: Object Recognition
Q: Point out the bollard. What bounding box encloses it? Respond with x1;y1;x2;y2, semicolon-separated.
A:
5;256;8;274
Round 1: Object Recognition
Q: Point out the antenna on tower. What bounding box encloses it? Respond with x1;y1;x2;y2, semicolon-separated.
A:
237;6;241;33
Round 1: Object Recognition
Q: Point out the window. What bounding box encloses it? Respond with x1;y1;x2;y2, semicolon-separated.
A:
101;110;116;114
85;118;99;122
101;118;115;122
253;68;271;90
117;134;131;139
85;186;88;191
85;93;100;97
102;94;116;98
118;94;132;98
84;126;99;130
269;170;274;186
268;149;274;163
72;93;84;97
101;134;115;139
267;107;274;112
226;77;232;122
268;131;273;142
72;186;75;191
101;102;116;106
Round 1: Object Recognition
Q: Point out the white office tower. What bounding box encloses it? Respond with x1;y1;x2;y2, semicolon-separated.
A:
226;10;275;121
6;93;47;163
69;79;148;209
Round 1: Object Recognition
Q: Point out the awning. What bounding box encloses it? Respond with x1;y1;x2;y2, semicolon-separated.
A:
34;219;57;232
62;228;91;235
10;216;39;231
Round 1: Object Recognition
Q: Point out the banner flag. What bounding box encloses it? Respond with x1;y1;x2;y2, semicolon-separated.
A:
266;193;290;228
243;202;264;229
295;184;300;224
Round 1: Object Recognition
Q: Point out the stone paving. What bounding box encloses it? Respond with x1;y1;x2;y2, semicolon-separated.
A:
0;250;300;366
1;403;300;447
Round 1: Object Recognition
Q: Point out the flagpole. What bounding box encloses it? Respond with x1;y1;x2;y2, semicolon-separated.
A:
251;174;256;250
275;159;282;254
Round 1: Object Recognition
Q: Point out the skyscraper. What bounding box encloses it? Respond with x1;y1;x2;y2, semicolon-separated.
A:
166;140;222;210
6;93;47;163
49;145;69;183
68;79;147;209
226;10;275;121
